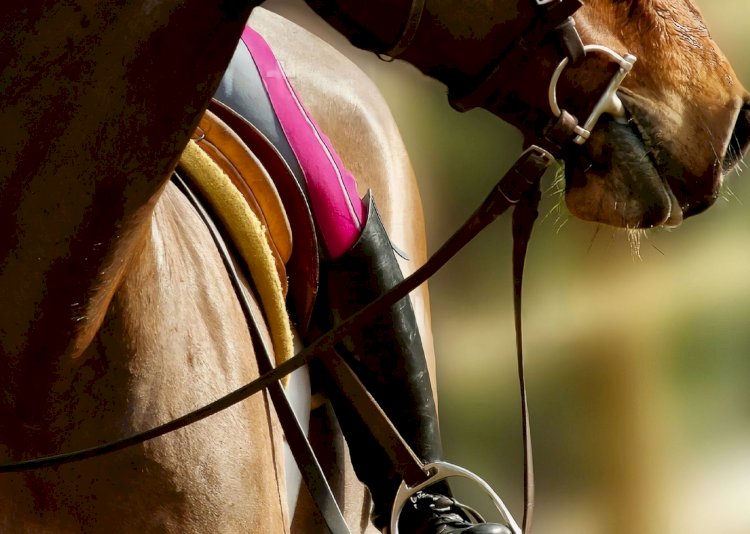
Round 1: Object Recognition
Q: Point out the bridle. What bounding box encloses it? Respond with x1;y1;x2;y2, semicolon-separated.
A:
0;2;636;534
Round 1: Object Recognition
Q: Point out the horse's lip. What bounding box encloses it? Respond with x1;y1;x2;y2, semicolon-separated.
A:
562;110;683;229
623;94;724;221
662;184;684;227
619;98;684;228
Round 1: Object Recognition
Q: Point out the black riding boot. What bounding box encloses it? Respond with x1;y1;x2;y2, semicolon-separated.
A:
313;194;510;534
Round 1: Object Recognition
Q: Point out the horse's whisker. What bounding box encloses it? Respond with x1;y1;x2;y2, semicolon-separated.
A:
626;227;644;261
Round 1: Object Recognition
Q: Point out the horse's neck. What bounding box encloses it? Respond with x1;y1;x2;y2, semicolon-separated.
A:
1;183;238;447
106;184;255;420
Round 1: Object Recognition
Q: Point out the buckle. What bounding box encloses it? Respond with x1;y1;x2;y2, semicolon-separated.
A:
548;45;637;145
389;461;522;534
496;145;555;205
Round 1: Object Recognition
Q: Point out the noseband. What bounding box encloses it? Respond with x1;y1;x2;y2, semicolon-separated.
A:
0;2;636;534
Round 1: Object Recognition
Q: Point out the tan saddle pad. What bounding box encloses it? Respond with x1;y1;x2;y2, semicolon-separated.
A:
191;108;292;296
177;104;321;367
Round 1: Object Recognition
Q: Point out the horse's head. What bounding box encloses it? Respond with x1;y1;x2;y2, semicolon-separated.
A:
556;0;750;228
271;1;747;228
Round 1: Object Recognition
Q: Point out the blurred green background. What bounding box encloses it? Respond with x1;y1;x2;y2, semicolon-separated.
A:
264;2;750;532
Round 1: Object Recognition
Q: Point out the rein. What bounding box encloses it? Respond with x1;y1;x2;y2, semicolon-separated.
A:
0;145;552;474
380;1;635;532
0;2;636;534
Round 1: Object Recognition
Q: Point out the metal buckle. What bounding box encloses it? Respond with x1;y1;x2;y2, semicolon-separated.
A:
497;145;555;204
525;145;556;168
389;461;522;534
548;45;637;145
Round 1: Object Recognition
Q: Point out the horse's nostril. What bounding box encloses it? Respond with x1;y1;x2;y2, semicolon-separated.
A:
723;102;750;171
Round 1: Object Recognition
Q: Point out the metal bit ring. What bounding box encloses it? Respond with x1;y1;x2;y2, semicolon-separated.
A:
548;44;637;145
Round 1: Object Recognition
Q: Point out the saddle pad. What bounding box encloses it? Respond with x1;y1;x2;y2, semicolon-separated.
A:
192;109;292;295
178;138;294;370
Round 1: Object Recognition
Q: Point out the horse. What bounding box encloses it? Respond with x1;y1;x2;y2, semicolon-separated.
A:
0;1;747;533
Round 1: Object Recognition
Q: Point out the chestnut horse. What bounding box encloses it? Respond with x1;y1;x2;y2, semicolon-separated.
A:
0;1;747;533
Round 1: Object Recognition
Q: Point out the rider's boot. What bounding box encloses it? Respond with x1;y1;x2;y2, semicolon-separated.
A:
313;194;510;534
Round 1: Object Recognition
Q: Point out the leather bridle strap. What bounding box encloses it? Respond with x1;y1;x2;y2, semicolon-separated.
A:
451;0;584;112
382;0;426;58
378;0;583;66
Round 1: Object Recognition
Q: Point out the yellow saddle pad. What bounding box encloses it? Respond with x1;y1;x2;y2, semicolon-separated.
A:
178;112;294;370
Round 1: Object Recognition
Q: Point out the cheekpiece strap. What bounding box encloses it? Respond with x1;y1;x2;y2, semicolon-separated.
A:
381;0;427;59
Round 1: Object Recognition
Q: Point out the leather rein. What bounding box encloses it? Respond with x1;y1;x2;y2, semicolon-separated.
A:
0;2;636;534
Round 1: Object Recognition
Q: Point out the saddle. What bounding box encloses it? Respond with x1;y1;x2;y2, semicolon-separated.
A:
180;100;320;338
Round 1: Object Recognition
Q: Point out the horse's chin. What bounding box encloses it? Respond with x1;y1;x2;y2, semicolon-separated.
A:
563;118;684;229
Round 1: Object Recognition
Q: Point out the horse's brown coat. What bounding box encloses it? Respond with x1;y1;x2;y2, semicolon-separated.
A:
565;0;750;227
1;0;747;532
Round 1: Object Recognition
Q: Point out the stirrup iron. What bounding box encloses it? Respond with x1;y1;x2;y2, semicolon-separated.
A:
389;461;522;534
